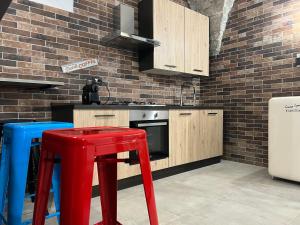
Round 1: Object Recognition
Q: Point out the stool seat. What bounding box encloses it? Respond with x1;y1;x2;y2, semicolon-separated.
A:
33;126;159;225
43;127;146;152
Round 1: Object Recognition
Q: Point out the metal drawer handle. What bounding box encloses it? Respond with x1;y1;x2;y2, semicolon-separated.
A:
94;114;116;118
193;69;203;72
165;64;177;68
179;113;192;116
138;122;168;127
208;112;218;116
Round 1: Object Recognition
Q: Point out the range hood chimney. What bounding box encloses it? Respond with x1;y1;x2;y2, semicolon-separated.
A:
101;4;160;50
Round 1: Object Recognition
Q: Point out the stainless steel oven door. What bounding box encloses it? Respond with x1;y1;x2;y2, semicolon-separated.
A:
130;120;169;163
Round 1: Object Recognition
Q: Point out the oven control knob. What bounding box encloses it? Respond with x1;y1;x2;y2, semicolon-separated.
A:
154;113;158;118
143;113;146;118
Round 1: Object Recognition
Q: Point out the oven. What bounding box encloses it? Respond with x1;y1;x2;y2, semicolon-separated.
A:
129;110;169;164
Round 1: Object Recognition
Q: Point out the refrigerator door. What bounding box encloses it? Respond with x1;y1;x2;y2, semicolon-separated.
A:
269;96;300;182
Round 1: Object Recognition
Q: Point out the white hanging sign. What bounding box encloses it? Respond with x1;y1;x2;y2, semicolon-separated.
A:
61;59;99;73
32;0;73;12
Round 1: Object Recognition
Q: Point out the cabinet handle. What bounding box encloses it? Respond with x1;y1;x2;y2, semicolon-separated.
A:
165;64;177;68
179;113;192;116
193;69;203;72
208;112;218;116
94;114;116;118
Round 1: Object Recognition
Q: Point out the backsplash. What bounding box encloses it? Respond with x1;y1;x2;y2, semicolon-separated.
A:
0;0;198;120
200;0;300;167
4;0;299;168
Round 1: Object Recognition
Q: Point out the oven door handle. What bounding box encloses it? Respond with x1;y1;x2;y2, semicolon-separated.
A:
137;122;168;127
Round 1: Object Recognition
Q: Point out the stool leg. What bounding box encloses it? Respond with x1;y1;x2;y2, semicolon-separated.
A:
7;137;32;225
32;146;55;225
59;149;94;225
96;154;118;225
0;142;9;225
52;162;61;223
137;141;159;225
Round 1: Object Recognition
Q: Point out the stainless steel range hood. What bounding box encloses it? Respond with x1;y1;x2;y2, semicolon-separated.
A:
101;4;160;50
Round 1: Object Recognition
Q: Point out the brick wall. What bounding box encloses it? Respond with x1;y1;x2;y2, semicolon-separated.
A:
3;0;299;167
200;0;300;166
0;0;198;120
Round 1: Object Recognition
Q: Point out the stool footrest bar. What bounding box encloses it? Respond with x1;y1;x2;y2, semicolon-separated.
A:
95;221;122;225
95;158;134;164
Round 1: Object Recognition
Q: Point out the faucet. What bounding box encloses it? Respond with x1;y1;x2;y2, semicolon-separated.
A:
180;83;197;106
180;85;184;106
193;86;196;106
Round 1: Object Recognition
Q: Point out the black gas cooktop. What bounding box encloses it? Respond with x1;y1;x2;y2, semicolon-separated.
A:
109;101;166;106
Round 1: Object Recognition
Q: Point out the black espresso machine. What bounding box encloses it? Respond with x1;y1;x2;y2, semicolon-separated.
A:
82;77;110;105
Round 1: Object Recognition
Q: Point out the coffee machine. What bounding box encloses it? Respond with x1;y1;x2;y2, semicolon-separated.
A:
82;77;103;105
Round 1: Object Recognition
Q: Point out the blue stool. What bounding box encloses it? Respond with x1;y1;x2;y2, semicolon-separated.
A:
0;122;73;225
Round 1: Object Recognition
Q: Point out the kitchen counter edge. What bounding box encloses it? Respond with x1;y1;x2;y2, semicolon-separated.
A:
51;103;223;110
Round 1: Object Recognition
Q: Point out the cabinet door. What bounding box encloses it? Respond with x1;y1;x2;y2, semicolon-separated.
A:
169;110;201;166
74;109;130;185
153;0;185;73
185;8;209;76
200;110;223;159
73;109;129;127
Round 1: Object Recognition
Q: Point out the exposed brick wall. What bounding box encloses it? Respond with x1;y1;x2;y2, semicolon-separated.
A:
3;0;299;167
200;0;300;167
0;0;197;120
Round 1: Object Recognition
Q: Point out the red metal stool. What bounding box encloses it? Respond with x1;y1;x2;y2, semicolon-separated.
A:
32;127;159;225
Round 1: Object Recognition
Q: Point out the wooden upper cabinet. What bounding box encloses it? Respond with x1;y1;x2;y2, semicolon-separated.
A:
139;0;209;76
153;0;185;73
185;8;209;76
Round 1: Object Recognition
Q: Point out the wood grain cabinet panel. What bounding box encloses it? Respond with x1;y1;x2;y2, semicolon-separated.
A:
153;0;185;73
73;109;129;127
54;107;222;185
74;109;130;185
184;8;209;76
169;109;223;167
73;109;170;183
200;110;223;159
169;110;201;166
139;0;209;76
139;0;185;75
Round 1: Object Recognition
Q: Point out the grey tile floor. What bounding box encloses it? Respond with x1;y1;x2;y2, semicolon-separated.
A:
26;160;300;225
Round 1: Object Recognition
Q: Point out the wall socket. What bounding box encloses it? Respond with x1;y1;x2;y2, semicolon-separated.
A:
296;54;300;67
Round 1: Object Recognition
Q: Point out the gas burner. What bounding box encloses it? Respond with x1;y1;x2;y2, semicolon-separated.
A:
131;101;146;105
108;101;166;106
110;101;131;105
128;102;166;107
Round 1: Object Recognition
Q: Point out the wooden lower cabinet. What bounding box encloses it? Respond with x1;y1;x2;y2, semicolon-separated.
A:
73;109;169;185
169;109;223;167
74;109;131;185
73;109;129;127
53;106;223;186
200;110;223;159
169;110;200;166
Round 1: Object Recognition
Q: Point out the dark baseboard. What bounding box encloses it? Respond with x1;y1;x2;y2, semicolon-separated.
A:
92;156;221;197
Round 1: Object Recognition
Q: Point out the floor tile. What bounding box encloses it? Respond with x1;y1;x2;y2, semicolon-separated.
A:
24;160;300;225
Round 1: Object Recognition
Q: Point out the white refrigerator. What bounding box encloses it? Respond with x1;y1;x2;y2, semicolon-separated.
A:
269;96;300;182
